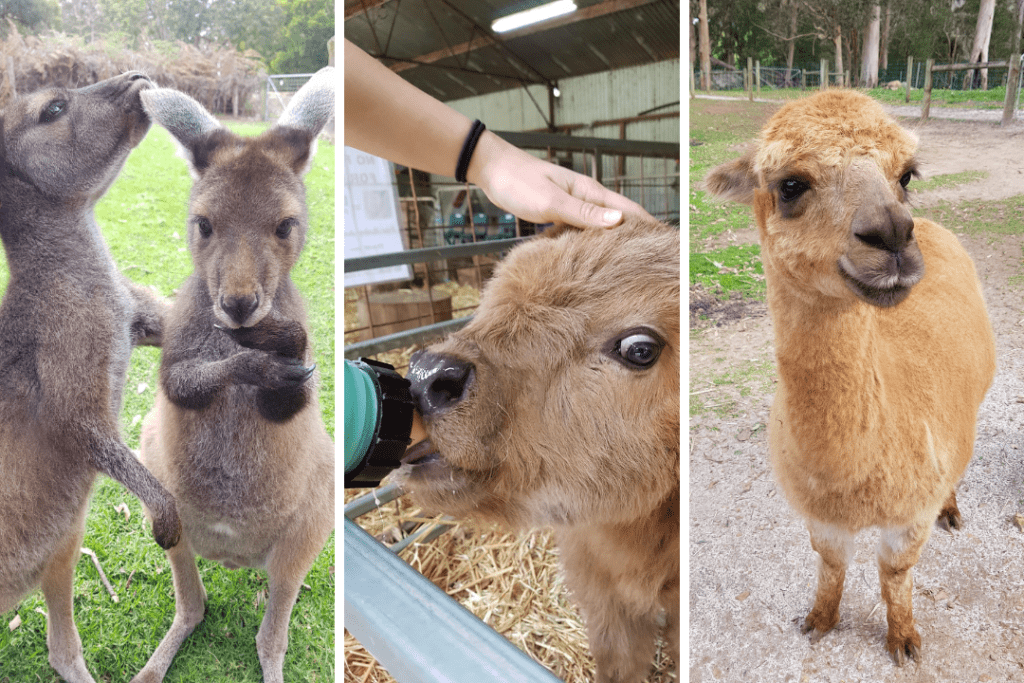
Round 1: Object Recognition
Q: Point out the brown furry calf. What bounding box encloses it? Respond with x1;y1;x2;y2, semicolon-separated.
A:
397;218;680;683
706;90;995;664
128;68;335;683
0;73;181;683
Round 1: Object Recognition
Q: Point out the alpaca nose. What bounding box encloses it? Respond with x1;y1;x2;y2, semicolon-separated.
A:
221;294;259;326
408;350;475;417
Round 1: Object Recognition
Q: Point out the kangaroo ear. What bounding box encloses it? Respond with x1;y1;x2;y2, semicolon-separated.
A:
273;66;335;175
140;88;227;177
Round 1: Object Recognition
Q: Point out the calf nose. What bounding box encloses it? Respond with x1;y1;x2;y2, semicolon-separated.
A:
408;350;475;417
220;294;259;326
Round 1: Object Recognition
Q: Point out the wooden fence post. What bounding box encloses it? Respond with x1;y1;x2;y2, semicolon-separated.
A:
748;57;754;101
820;59;828;90
905;55;913;102
1003;54;1021;126
755;59;761;96
921;58;934;122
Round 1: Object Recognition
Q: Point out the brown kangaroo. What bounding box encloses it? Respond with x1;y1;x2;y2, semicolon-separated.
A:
398;218;680;683
130;67;335;683
0;73;181;683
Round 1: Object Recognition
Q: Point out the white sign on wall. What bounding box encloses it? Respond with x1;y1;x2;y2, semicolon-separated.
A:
343;147;412;287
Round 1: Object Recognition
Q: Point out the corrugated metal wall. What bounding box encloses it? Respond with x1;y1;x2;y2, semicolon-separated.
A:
444;59;680;219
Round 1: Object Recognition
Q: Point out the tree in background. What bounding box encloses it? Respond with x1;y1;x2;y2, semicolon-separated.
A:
0;0;58;33
270;0;332;73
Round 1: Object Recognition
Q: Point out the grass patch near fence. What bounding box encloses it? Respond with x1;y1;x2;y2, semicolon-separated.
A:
913;170;989;193
867;84;1008;108
690;98;777;299
922;193;1024;237
0;121;335;682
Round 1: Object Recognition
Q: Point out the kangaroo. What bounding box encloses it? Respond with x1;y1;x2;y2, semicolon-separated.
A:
130;67;335;683
0;73;181;683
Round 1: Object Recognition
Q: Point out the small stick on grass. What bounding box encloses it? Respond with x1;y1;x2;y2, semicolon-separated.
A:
80;547;119;603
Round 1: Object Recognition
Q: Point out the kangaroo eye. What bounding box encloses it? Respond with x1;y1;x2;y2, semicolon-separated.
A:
276;218;296;239
195;216;213;238
608;329;664;369
40;100;66;123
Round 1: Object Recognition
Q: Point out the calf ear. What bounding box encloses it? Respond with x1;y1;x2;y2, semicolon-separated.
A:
705;148;759;205
272;66;335;175
140;88;226;177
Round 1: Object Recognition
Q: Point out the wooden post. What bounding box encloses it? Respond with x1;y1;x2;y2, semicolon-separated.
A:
755;59;761;95
820;59;828;90
905;55;913;102
801;71;806;89
690;65;696;99
747;57;754;101
921;58;934;122
1003;53;1021;126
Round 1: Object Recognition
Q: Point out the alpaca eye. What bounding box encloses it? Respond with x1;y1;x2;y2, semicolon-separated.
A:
609;329;664;369
195;216;213;238
276;218;296;239
900;171;913;188
40;100;66;123
779;178;809;202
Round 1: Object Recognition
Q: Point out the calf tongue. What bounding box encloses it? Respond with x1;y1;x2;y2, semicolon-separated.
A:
402;439;440;465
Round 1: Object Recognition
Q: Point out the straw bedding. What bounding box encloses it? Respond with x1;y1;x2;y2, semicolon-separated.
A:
344;490;677;683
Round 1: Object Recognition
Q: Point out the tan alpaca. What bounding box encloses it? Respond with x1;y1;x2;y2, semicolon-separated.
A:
398;218;680;683
706;90;995;664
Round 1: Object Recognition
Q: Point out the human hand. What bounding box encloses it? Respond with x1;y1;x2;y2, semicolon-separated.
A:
467;131;654;230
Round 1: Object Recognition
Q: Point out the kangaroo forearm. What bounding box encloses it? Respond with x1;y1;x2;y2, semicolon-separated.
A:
161;358;233;410
125;279;170;347
87;432;181;549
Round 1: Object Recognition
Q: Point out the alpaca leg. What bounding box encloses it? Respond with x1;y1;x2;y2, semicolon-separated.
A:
802;520;853;638
937;489;962;530
878;521;931;665
40;514;96;683
130;536;207;683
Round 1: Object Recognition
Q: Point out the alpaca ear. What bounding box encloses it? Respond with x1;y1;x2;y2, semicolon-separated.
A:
271;66;335;175
140;88;228;177
705;149;758;205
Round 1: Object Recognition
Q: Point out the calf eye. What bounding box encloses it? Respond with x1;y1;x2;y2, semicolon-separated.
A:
40;100;67;123
609;328;664;369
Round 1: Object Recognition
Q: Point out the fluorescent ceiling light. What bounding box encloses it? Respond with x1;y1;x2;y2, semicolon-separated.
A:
492;0;577;33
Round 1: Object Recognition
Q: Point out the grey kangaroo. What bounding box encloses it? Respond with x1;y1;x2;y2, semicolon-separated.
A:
130;67;335;683
0;73;181;683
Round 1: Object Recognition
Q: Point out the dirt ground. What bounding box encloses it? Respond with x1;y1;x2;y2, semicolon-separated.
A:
690;105;1024;682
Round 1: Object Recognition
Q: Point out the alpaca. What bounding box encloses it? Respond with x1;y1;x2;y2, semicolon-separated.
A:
706;89;996;664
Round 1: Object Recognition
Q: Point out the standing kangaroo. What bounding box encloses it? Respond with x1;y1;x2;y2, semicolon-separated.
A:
130;67;335;683
0;73;181;683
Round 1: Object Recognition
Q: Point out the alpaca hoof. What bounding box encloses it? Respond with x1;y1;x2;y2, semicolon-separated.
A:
886;630;921;666
937;506;962;531
800;610;838;641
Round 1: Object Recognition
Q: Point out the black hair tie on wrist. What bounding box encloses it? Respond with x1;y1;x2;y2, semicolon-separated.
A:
455;119;487;183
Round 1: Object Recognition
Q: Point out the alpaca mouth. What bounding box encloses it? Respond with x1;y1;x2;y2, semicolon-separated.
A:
402;438;441;467
837;255;923;308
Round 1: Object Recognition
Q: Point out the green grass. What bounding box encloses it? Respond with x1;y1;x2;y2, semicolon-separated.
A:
867;84;1009;108
690;357;776;418
689;99;777;298
0;122;335;682
922;193;1024;236
690;245;765;299
912;170;989;193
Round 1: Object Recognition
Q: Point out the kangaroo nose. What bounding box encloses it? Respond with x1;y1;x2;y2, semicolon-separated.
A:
221;294;259;326
408;351;475;417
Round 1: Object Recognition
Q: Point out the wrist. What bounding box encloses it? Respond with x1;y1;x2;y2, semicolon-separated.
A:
465;130;505;191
